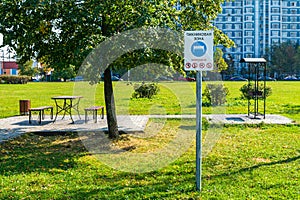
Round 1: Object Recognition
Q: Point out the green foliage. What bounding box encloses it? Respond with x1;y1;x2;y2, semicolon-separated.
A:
240;83;272;100
132;83;159;99
267;41;300;76
18;60;39;77
0;0;234;74
51;64;76;81
0;75;30;84
203;84;229;106
213;48;228;72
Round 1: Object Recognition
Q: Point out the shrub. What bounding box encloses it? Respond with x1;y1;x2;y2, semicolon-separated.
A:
240;83;272;100
132;82;159;99
203;84;229;106
0;75;30;84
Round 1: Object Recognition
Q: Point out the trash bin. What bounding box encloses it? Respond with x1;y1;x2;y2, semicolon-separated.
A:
19;100;31;115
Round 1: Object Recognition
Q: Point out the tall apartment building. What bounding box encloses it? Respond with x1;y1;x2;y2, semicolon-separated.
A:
214;0;300;73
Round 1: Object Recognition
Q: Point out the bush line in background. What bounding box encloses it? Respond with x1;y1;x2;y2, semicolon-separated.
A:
0;75;30;84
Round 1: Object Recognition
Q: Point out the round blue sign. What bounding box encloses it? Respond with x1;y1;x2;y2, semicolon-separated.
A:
191;41;207;57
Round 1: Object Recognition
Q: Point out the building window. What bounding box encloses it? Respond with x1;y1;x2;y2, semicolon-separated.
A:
236;54;242;61
235;17;242;22
282;32;288;37
282;9;288;14
271;23;280;29
282;17;288;22
245;0;252;5
245;23;253;29
291;17;297;22
235;24;242;29
245;39;253;44
225;9;232;15
245;8;253;13
236;47;242;52
290;32;297;37
235;2;241;7
216;24;223;29
272;0;279;6
245;31;253;36
282;2;288;6
235;32;242;37
236;9;241;15
282;24;288;29
291;2;297;6
271;31;279;36
271;8;280;13
271;39;279;44
291;24;297;29
226;24;232;29
245;15;253;21
235;39;241;44
291;9;297;14
245;46;253;52
271;16;280;21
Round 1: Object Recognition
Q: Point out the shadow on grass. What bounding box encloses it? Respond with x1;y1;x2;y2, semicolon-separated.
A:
0;132;87;175
207;154;300;180
0;132;200;199
282;104;300;115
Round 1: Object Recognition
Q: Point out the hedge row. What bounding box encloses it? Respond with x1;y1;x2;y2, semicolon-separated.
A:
0;75;30;84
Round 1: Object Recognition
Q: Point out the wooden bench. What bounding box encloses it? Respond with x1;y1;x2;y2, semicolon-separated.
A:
29;106;53;124
84;106;104;123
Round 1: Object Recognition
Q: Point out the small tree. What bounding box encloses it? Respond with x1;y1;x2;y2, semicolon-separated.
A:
203;84;229;106
240;83;272;100
132;83;159;99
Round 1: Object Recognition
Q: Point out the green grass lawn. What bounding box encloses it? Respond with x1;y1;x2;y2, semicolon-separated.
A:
0;81;299;122
0;120;299;199
0;81;299;199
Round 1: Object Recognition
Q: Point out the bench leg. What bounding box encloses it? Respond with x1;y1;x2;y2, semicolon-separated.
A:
94;110;97;123
29;111;32;124
38;110;42;124
50;108;53;120
85;110;88;123
101;107;104;119
42;110;45;120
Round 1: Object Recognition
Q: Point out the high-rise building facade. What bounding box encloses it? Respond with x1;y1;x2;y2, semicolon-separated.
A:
214;0;300;72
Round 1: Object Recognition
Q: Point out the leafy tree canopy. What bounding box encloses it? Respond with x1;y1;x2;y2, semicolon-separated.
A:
267;41;300;76
0;0;234;72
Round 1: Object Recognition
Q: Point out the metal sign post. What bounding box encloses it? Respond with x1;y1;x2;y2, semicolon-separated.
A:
196;71;202;191
184;30;213;192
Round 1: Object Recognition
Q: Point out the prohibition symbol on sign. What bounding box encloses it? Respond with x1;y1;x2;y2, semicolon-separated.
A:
206;63;212;68
192;63;198;68
185;62;191;68
199;63;205;68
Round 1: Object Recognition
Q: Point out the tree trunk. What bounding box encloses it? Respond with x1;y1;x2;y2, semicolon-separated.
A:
104;68;119;139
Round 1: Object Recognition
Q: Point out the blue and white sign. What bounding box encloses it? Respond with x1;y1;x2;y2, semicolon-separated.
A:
184;30;214;71
191;41;207;57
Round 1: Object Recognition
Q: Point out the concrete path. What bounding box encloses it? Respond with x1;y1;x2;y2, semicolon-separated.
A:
0;114;295;143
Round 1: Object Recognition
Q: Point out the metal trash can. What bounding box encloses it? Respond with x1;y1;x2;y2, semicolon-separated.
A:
19;100;31;115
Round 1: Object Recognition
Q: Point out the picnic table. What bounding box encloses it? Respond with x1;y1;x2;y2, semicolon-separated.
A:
51;96;83;123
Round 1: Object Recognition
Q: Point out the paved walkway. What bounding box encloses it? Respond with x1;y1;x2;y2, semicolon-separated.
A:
0;114;295;143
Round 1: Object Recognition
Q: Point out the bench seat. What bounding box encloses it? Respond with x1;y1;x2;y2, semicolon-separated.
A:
84;106;104;123
29;106;53;124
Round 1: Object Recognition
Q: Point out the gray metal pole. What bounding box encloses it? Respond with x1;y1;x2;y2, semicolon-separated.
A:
196;71;202;191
